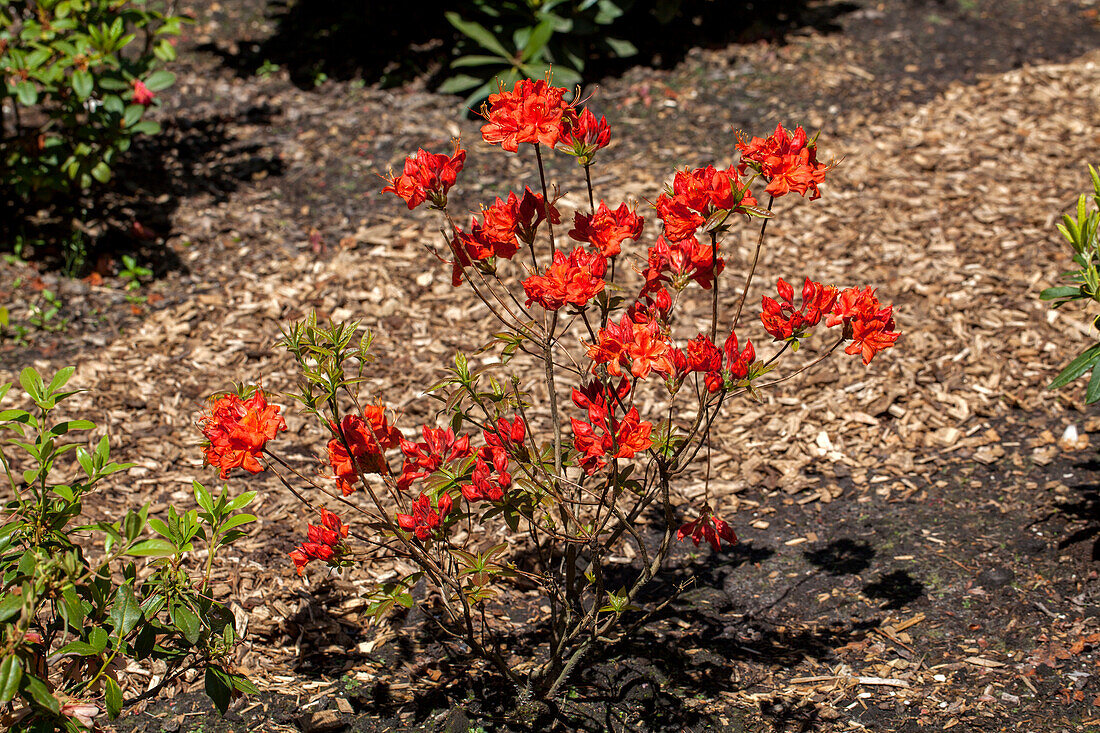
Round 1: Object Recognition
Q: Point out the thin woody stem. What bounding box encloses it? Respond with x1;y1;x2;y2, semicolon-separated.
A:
535;143;557;256
710;229;720;341
732;194;775;331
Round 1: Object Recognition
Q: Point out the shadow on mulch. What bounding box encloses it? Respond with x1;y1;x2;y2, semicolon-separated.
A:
0;105;285;277
263;539;885;732
198;0;857;91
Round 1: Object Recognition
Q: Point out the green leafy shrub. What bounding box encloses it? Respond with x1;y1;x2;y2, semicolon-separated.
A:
1042;165;1100;402
442;0;637;104
0;367;256;730
0;0;185;200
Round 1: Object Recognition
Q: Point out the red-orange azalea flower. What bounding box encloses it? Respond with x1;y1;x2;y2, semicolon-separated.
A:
523;248;607;310
327;406;402;495
382;140;466;209
480;78;570;152
200;389;286;479
569;201;644;257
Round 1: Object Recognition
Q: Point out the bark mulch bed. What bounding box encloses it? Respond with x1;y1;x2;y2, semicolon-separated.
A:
3;0;1100;730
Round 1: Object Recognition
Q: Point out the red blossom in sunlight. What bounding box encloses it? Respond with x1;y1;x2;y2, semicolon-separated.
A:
397;492;453;540
677;512;737;551
654;166;758;241
523;248;607;310
327;407;402;495
462;446;511;502
586;316;675;380
559;106;611;164
827;286;899;364
381;141;466;209
200;389;286;479
131;79;155;106
626;287;672;324
484;415;527;451
397;427;473;491
570;399;653;474
736;123;831;200
760;277;838;341
290;508;349;576
568;201;645;257
642;236;725;293
480;78;570;152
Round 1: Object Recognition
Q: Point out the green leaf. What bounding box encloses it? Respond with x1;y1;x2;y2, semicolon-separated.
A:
91;161;112;184
437;73;485;94
445;12;512;57
129;119;161;136
22;674;59;714
143;69;175;91
1049;344;1100;390
19;368;43;402
126;538;177;557
110;584;141;636
105;676;122;719
217;514;256;535
193;481;213;513
1087;360;1100;405
449;54;509;68
604;37;638;58
0;594;23;623
71;69;93;99
1040;285;1082;300
0;656;22;704
46;367;76;395
15;81;37;106
520;20;555;63
171;602;201;645
204;666;232;714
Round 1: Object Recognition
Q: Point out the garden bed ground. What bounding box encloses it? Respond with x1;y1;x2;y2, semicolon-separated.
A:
4;0;1100;730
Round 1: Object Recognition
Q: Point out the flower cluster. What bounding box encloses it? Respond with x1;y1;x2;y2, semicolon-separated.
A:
290;508;349;576
327;406;402;495
131;79;155;106
523;248;608;311
200;389;286;479
829;286;900;364
655;165;758;241
451;188;560;284
736;123;830;200
568;201;644;257
397;492;453;540
559;106;611;165
570;379;653;474
761;277;839;341
382;141;467;210
642;236;724;293
677;512;737;551
480;78;570;152
397;426;473;491
587;315;676;380
670;329;756;393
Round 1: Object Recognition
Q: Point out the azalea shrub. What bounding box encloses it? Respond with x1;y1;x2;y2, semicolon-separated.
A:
0;368;256;731
205;75;899;700
0;0;184;203
1042;164;1100;402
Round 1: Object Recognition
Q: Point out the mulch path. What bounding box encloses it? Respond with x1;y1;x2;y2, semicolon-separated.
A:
4;0;1100;730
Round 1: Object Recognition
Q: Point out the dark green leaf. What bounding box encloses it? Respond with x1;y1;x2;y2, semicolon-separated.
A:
1049;344;1100;390
22;674;59;714
171;602;201;645
0;656;22;703
445;12;511;57
105;677;122;719
71;69;93;99
110;584;141;636
204;666;232;714
126;538;176;557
